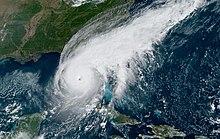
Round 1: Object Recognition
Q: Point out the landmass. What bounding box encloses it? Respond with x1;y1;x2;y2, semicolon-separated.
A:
146;124;186;138
6;113;44;139
0;0;132;62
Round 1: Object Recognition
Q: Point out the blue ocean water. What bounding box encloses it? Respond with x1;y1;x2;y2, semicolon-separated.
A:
112;1;220;138
44;1;219;138
0;0;220;138
0;53;59;79
0;53;60;132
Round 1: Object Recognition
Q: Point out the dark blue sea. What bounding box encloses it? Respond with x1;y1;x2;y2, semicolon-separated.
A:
0;0;220;138
0;53;60;132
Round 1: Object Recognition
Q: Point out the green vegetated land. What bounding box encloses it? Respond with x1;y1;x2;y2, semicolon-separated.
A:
0;0;41;56
0;0;130;61
6;113;44;139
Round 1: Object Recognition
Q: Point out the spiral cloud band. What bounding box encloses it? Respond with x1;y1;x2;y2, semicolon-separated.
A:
54;0;206;107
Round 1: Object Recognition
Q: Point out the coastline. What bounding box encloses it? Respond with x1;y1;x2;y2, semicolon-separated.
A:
0;0;130;65
0;52;60;79
0;51;61;64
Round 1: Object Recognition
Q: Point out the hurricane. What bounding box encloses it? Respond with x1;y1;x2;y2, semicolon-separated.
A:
54;0;206;108
1;0;220;138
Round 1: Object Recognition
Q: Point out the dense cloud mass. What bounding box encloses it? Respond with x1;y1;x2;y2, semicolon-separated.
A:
2;0;220;138
54;0;206;108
